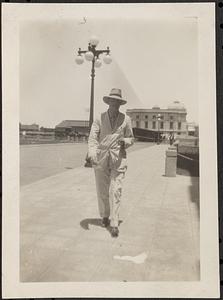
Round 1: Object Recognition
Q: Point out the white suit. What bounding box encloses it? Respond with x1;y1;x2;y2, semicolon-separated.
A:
88;111;134;227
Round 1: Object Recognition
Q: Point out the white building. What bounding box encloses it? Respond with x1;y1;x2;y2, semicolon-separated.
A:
126;101;188;136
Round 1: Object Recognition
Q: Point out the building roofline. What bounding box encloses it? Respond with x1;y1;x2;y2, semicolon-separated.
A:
55;120;89;128
126;108;187;113
61;120;89;122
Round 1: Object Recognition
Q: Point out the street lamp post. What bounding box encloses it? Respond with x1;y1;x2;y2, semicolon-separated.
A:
157;113;161;145
75;36;112;167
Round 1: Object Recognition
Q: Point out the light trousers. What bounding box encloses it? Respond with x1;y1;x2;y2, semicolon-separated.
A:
94;167;125;227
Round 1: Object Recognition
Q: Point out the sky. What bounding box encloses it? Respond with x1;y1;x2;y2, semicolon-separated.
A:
20;15;198;128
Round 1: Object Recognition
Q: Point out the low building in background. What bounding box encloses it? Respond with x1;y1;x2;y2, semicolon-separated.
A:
20;123;39;133
20;123;40;143
20;123;55;144
40;126;55;133
19;120;89;144
186;122;199;137
55;120;89;140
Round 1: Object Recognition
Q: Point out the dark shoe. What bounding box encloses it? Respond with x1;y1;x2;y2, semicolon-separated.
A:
102;217;110;227
111;227;119;238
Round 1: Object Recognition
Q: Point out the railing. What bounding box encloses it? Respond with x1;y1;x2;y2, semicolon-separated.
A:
176;143;199;177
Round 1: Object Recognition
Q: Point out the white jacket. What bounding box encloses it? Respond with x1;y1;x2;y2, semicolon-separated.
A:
88;111;134;170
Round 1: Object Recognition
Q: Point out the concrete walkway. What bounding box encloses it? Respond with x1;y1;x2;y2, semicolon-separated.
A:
20;144;200;282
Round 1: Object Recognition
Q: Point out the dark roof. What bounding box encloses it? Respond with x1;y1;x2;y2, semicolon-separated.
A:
40;127;55;132
55;120;89;128
20;124;39;131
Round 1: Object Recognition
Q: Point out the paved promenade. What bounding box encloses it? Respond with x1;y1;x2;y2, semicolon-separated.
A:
20;144;200;282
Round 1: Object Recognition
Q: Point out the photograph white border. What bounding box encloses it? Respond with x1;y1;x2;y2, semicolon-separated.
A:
2;3;219;298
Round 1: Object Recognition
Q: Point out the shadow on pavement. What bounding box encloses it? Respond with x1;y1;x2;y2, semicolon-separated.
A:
80;218;103;230
176;152;199;177
189;176;200;216
80;218;124;231
176;152;200;216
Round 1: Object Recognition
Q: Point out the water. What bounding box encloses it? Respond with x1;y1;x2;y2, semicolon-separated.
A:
20;142;154;186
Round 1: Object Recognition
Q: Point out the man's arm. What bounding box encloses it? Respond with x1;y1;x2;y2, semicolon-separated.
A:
123;115;134;148
88;118;100;162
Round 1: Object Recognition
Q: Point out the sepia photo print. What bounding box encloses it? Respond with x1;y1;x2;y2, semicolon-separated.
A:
2;3;219;298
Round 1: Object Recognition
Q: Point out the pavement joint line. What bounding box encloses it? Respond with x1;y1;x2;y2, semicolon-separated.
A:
88;147;169;281
88;235;134;281
123;183;164;225
185;179;200;263
123;147;167;224
123;184;152;224
144;175;198;280
36;232;98;282
20;142;89;148
36;221;120;281
20;143;199;281
88;187;159;281
80;234;116;281
21;244;67;282
140;180;169;280
21;166;91;190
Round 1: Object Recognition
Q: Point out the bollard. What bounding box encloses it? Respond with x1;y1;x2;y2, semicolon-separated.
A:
165;146;177;177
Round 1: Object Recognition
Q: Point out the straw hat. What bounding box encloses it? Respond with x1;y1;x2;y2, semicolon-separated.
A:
103;88;127;105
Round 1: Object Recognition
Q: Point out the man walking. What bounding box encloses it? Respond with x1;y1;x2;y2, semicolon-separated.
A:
169;133;175;145
88;88;134;237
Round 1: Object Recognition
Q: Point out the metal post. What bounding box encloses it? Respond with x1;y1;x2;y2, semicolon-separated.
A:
157;118;160;145
89;58;95;130
157;114;162;145
85;58;95;167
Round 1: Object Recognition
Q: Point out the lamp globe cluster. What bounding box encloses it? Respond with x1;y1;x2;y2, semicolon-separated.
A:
75;36;112;67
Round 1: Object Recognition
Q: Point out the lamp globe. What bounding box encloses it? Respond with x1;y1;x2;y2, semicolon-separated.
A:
85;51;94;61
75;55;84;65
103;54;112;64
89;36;99;47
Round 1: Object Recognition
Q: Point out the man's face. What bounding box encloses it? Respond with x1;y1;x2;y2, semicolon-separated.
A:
108;100;120;114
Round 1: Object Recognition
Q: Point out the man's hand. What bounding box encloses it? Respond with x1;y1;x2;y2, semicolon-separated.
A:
118;138;125;147
89;153;98;165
